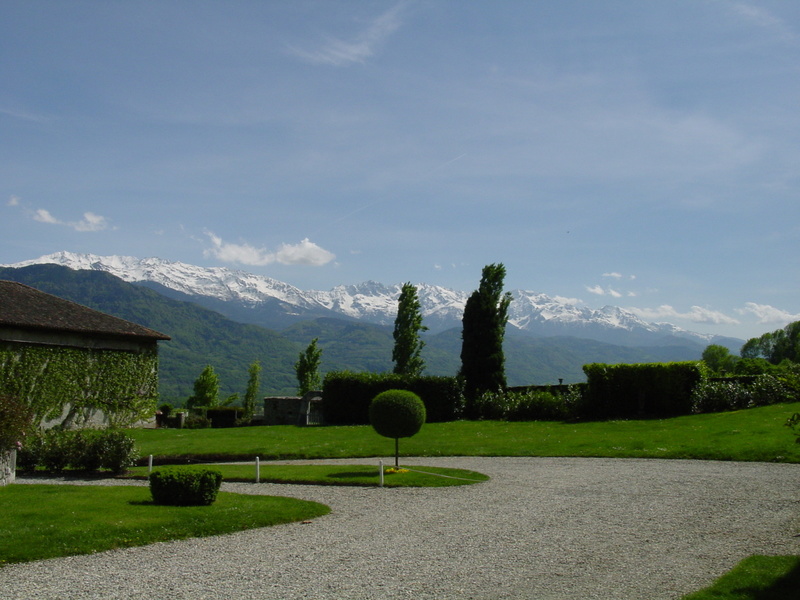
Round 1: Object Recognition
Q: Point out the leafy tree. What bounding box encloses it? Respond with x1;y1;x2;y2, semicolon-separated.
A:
459;263;512;406
701;344;738;375
392;283;428;376
187;365;219;409
741;321;800;364
295;338;322;395
242;361;261;421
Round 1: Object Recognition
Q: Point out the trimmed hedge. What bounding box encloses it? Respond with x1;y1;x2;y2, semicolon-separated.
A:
149;467;223;506
582;362;705;419
323;372;463;425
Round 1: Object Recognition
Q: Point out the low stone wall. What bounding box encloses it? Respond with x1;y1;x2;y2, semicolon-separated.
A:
263;392;323;426
0;449;16;486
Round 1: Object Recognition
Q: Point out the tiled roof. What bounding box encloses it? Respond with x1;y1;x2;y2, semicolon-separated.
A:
0;280;170;341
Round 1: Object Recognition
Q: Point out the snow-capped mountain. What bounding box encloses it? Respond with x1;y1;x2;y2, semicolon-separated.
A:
3;251;739;349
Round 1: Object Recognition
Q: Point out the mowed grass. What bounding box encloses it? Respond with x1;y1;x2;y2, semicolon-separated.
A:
129;402;800;464
681;555;800;600
127;463;489;487
0;484;329;565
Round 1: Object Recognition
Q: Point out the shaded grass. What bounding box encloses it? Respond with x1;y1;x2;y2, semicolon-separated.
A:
127;463;489;487
681;555;800;600
129;402;800;464
0;484;329;566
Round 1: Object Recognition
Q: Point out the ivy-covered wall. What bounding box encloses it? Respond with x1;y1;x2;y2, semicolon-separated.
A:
0;342;159;428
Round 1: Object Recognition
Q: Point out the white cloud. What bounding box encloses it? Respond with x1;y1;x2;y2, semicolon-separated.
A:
627;304;740;325
737;302;800;324
586;284;622;298
553;295;581;306
7;195;20;207
602;272;622;279
288;3;405;66
726;2;795;41
33;209;111;232
204;232;335;267
33;208;59;224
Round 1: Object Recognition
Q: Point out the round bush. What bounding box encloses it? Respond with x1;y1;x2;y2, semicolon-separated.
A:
369;390;426;439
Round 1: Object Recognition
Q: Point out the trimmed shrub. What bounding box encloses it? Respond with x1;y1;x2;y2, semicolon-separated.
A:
369;390;426;439
369;390;426;467
149;467;223;506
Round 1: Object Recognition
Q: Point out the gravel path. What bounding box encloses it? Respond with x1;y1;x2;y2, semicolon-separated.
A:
3;457;799;600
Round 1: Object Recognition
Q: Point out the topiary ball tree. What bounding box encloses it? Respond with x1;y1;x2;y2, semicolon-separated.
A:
369;389;426;466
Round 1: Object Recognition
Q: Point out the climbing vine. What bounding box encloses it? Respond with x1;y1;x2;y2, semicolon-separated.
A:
0;342;159;428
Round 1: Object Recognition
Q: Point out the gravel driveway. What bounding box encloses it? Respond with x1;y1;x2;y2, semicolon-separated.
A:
3;457;799;600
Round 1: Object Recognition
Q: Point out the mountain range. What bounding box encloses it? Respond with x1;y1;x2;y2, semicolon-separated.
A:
4;252;742;349
0;252;744;401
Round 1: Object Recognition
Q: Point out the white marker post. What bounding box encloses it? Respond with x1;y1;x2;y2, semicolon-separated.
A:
379;460;384;488
256;456;260;483
148;455;153;473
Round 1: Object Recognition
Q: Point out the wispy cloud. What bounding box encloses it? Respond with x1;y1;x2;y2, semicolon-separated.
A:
586;285;623;298
627;304;740;325
288;3;405;66
7;195;20;207
204;232;335;267
32;208;111;232
724;1;796;42
737;302;800;324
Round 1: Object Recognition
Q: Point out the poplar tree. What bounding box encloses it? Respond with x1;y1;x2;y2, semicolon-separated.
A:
392;282;428;376
459;264;512;405
295;338;322;395
242;360;261;421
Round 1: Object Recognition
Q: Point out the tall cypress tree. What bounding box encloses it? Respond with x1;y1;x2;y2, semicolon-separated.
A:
459;264;512;406
392;282;428;376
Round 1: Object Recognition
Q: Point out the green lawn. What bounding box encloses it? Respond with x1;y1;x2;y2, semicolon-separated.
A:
129;402;800;464
128;463;489;487
0;484;329;565
681;555;800;600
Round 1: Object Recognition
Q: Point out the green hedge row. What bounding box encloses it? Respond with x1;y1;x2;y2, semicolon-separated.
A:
582;361;705;419
322;372;464;425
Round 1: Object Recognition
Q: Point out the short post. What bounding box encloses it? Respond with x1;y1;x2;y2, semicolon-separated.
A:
379;459;384;488
148;454;153;473
255;456;260;483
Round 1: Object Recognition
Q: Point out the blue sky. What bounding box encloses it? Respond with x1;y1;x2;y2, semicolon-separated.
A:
2;1;799;341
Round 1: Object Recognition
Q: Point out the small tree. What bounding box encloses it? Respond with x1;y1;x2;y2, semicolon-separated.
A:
187;365;219;410
392;282;428;376
295;338;322;396
369;389;426;466
242;360;261;422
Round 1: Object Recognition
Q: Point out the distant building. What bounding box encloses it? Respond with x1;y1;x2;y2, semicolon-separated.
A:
0;280;170;428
